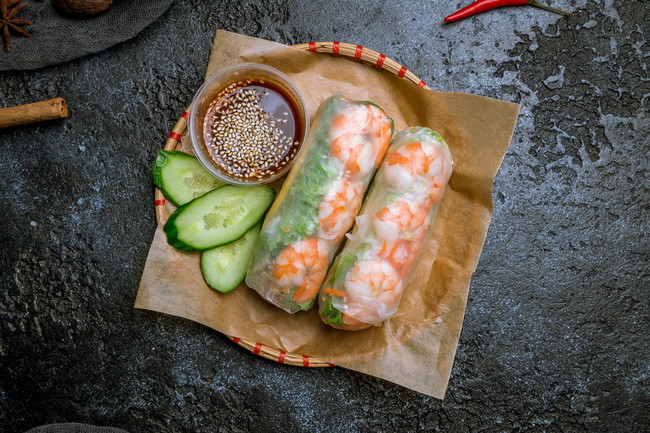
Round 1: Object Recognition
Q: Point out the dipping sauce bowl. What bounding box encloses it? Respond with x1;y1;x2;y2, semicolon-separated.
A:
189;63;309;185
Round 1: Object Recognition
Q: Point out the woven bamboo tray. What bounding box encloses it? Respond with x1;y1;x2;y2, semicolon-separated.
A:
154;41;428;367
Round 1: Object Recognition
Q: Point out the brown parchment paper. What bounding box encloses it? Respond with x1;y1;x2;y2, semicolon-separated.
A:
135;30;519;399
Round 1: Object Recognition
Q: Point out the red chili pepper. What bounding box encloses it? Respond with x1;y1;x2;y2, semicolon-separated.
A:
444;0;573;22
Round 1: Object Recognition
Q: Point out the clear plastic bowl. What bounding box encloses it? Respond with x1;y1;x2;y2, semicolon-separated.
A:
188;63;309;185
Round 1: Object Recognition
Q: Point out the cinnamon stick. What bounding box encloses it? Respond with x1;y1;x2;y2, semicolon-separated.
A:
0;98;68;128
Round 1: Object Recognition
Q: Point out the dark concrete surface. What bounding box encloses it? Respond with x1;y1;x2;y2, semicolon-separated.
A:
1;0;648;432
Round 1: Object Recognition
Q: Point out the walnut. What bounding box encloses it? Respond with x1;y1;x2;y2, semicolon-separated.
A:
54;0;113;17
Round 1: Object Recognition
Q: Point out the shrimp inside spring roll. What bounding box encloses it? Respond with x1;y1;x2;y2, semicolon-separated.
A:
319;126;453;330
246;95;393;313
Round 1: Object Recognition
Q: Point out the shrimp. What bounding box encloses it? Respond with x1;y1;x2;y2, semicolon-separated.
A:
330;104;391;176
377;239;413;272
373;199;430;244
330;105;372;137
318;178;363;242
341;314;372;331
371;199;429;271
382;140;444;193
273;238;329;305
342;259;403;324
365;104;393;165
426;177;447;205
331;133;376;175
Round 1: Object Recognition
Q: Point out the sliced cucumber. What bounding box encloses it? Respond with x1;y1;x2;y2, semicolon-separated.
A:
201;221;261;293
164;185;275;251
152;150;225;206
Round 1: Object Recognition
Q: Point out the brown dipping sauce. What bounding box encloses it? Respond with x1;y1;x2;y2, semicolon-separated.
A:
202;79;304;181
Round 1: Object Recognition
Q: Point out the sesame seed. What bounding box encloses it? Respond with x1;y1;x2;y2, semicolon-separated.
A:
201;80;301;180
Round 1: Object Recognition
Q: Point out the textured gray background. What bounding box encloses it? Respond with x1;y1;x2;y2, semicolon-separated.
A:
1;0;648;432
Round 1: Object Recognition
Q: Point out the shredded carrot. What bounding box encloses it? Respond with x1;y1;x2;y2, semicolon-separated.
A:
378;240;387;256
324;287;347;297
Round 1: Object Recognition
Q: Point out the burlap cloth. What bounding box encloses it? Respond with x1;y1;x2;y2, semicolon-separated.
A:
0;0;172;71
25;423;129;433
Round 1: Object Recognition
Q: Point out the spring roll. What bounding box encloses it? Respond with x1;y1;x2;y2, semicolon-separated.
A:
318;127;453;330
246;94;394;313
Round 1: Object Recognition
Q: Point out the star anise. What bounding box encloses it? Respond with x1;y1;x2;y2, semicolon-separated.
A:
1;0;33;51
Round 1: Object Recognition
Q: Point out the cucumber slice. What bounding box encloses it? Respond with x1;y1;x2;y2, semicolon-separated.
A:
201;221;261;293
152;150;225;206
164;185;275;251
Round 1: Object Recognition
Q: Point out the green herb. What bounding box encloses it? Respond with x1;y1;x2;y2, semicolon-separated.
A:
424;128;444;142
333;250;357;288
261;96;342;256
321;297;344;326
383;191;400;207
284;291;316;311
332;243;371;287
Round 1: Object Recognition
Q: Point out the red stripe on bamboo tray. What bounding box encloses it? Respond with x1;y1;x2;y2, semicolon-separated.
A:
376;53;386;68
302;355;310;367
154;199;165;206
232;337;241;344
418;80;426;88
181;111;189;120
354;45;363;60
253;342;263;354
397;66;408;78
332;41;340;56
309;41;316;52
278;351;286;363
168;131;182;141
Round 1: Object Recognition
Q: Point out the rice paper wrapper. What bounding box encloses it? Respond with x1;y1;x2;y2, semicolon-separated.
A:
320;127;454;330
135;30;520;399
246;95;393;313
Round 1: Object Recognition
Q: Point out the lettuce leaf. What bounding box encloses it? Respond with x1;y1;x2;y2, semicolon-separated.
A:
321;297;344;326
261;97;343;255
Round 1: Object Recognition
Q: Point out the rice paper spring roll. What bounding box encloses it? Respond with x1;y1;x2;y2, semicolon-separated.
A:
246;94;394;313
318;127;453;330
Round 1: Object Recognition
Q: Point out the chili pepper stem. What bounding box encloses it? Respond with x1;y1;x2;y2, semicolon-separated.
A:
528;0;573;16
